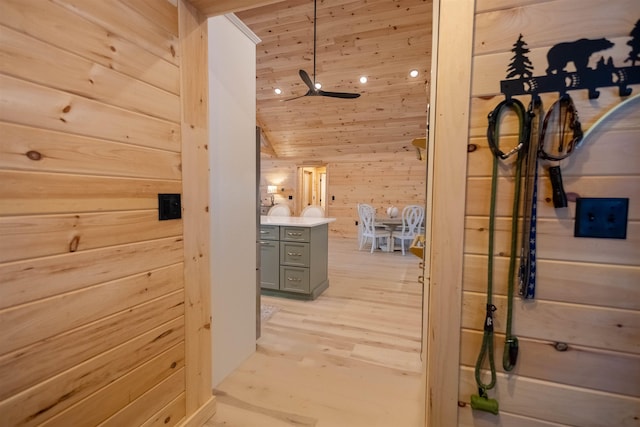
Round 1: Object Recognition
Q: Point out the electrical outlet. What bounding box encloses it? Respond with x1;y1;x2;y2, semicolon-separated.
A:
574;198;628;239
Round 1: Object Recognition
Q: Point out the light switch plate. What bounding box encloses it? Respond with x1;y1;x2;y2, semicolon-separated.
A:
574;198;628;239
158;194;182;220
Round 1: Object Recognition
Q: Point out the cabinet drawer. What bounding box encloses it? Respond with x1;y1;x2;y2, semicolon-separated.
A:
280;266;310;293
259;225;279;240
280;241;309;267
280;226;310;242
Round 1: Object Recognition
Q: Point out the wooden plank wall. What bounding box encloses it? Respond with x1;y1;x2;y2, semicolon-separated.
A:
0;0;197;425
457;1;640;426
261;152;427;237
260;158;298;212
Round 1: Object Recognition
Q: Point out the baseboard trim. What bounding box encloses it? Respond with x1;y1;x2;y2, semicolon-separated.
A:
179;396;217;427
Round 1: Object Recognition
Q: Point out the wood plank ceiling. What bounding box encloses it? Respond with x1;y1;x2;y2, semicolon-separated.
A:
232;0;433;159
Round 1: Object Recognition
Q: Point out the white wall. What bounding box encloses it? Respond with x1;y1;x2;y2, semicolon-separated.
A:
208;14;260;387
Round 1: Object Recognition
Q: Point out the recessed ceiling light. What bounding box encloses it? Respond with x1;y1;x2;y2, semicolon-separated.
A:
274;88;282;95
410;69;419;78
314;82;322;89
359;76;368;84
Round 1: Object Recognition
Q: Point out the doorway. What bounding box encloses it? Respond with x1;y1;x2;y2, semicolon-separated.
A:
223;0;433;424
297;165;327;214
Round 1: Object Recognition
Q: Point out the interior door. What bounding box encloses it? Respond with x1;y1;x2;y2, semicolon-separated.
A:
319;172;326;209
304;170;313;206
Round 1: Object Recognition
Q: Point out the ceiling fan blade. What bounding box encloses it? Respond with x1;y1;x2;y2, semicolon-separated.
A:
284;90;313;101
299;70;315;91
318;90;360;99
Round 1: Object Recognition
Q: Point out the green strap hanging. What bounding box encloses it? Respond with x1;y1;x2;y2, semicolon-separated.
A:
472;98;530;414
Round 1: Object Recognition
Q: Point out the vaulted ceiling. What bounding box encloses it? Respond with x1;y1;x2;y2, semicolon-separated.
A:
195;0;433;159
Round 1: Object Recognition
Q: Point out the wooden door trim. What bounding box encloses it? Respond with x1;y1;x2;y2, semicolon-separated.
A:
423;0;475;425
178;0;215;423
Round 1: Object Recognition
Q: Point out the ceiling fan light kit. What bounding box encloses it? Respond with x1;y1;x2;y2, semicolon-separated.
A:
286;0;361;101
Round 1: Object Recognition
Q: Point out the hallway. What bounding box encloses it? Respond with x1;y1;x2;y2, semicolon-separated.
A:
207;237;424;426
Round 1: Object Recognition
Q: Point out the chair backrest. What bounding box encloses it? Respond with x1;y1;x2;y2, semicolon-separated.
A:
400;205;424;235
301;205;325;217
358;203;377;234
267;204;291;216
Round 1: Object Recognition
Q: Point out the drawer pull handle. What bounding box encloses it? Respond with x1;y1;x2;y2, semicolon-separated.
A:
287;232;303;237
260;241;273;245
287;277;302;282
287;252;302;257
260;230;268;234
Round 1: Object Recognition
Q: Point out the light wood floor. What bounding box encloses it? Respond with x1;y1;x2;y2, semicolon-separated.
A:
204;236;424;427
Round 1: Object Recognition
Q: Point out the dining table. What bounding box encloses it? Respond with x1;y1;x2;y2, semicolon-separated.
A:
374;217;403;228
373;216;426;253
372;217;403;252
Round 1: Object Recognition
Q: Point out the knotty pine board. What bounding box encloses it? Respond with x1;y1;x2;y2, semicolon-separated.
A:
0;317;184;426
465;176;640;219
459;329;640;397
0;211;182;263
0;265;183;355
0;123;182;180
474;0;639;55
462;292;639;354
458;366;639;427
40;345;185;427
463;254;640;310
50;0;179;65
0;26;180;123
0;237;184;309
0;291;184;401
139;393;186;427
464;216;640;265
97;368;185;427
467;130;640;178
125;0;179;37
0;0;180;93
458;407;569;427
0;74;180;151
0;171;182;216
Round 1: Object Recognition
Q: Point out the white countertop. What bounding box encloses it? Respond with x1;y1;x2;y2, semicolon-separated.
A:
260;216;336;227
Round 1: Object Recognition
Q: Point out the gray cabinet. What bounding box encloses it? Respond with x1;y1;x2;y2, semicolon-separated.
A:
259;225;279;290
259;223;329;299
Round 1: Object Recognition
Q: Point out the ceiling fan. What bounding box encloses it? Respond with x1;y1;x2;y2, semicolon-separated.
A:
286;0;361;101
